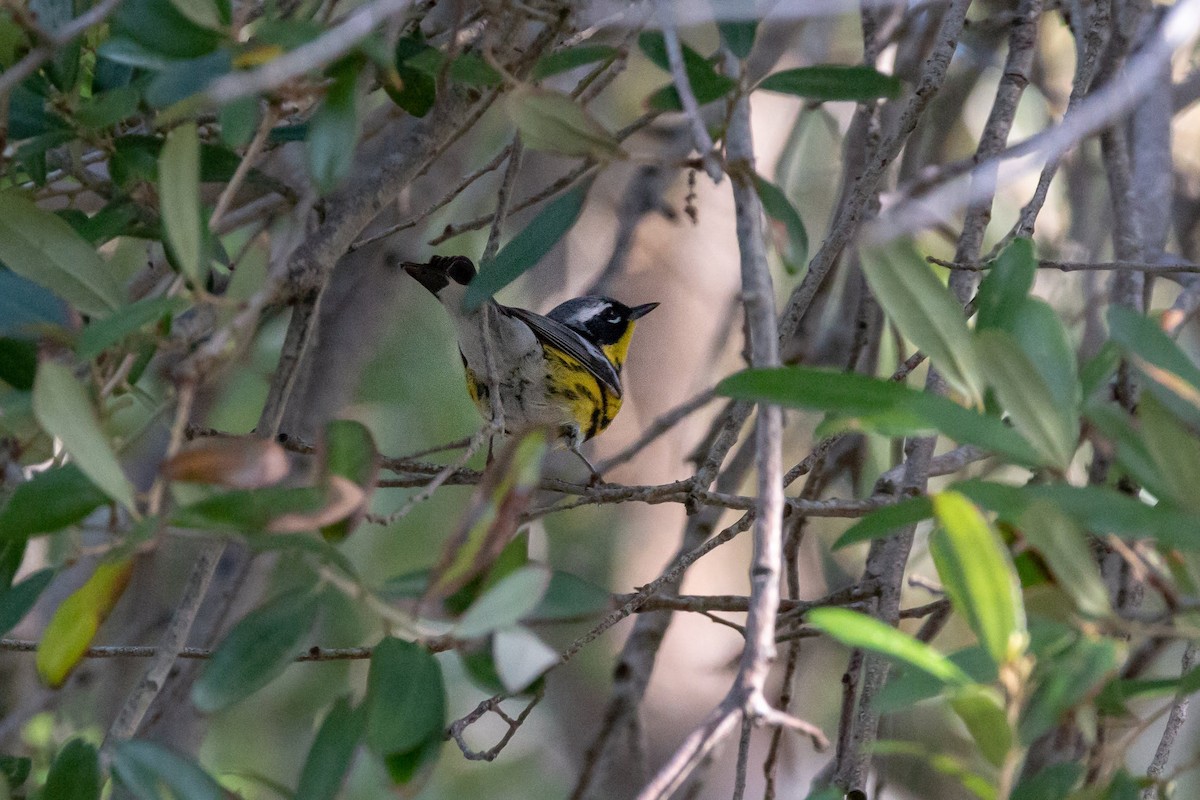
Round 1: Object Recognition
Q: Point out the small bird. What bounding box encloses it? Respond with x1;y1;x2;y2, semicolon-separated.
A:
403;255;658;480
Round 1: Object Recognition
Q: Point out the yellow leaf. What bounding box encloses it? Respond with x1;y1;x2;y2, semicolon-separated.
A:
37;558;134;687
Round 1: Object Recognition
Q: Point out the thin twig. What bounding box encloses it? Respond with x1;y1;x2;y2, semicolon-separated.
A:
0;638;379;661
928;256;1200;274
205;0;417;106
653;0;721;183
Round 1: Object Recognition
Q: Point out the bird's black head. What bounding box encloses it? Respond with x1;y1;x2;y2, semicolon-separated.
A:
402;255;477;297
548;296;659;347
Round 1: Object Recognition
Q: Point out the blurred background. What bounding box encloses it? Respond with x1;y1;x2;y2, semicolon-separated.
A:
5;1;1200;798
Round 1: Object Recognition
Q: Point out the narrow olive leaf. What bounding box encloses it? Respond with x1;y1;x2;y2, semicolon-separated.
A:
307;58;360;194
638;31;737;111
975;237;1036;332
172;485;324;532
717;366;1041;467
833;496;934;549
930;491;1026;668
0;337;37;389
753;173;808;272
44;739;101;800
1018;501;1110;618
296;696;366;800
1138;394;1200;512
163;437;289;489
267;475;365;533
0;539;24;591
508;85;625;161
37;557;134;687
956;478;1200;550
0;464;109;540
869;741;997;800
191;588;318;712
757;65;901;101
862;244;984;404
455;564;552;638
1108;305;1200;426
0;753;32;789
718;17;758;59
32;361;137;511
1007;299;1080;414
159;122;205;286
424;430;548;601
0;567;54;637
0;192;123;317
531;570;612;621
976;330;1078;471
1010;763;1084;800
365;637;446;758
1019;634;1119;743
1084;401;1174;502
531;44;617;79
493;625;559;693
949;684;1011;768
463;173;589;302
807;607;972;686
77;296;189;359
320;419;379;542
111;739;225;800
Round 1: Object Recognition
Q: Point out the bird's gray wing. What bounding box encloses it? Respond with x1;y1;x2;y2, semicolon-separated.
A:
501;306;622;397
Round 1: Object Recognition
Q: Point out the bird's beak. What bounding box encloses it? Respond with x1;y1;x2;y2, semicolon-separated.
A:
402;261;450;297
629;302;659;320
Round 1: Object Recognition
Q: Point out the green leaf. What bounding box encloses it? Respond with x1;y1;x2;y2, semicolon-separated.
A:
0;192;123;317
507;86;625;160
976;329;1078;471
1011;764;1083;800
464;183;591;311
861;243;983;405
956;479;1200;550
531;44;617;79
0;337;37;390
111;739;225;800
718;18;758;59
159;122;205;286
833;496;934;549
37;557;133;687
0;567;54;637
75;87;141;130
365;637;446;757
949;684;1010;768
753;174;808;273
930;491;1026;668
807;607;971;686
112;0;223;60
295;696;365;800
218;96;259;147
388;63;436;117
638;31;736;110
717;366;1041;467
191;588;318;712
531;570;611;621
44;739;100;800
425;432;547;600
1019;632;1119;743
1019;501;1110;618
456;564;552;638
76;296;190;360
382;736;441;786
307;58;360;194
0;753;31;789
320;419;379;542
1108;305;1200;427
0;269;68;336
493;625;559;692
1007;298;1080;413
32;361;136;511
1138;393;1200;512
971;234;1032;327
757;65;901;101
0;539;24;591
172;485;325;532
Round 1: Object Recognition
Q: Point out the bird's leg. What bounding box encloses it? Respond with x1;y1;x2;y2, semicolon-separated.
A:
570;444;604;487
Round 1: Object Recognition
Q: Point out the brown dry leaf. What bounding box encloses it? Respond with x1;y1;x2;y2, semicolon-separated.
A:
164;437;290;488
267;475;365;533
